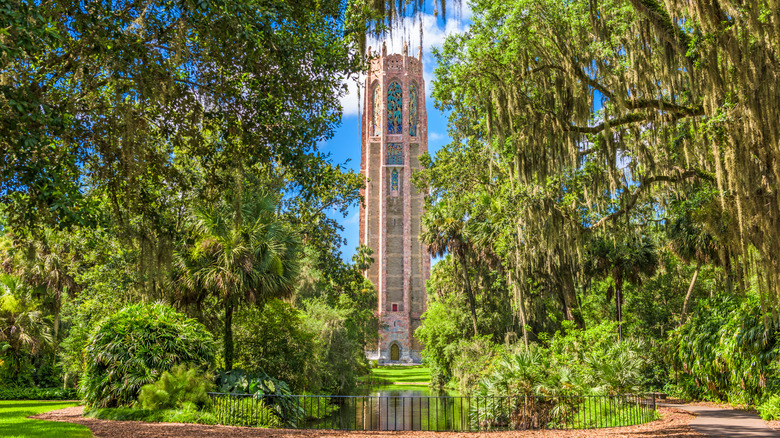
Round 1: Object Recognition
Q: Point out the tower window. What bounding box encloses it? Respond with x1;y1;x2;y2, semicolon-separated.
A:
392;303;398;312
409;82;418;137
387;82;402;134
371;84;381;136
391;169;399;192
387;143;403;165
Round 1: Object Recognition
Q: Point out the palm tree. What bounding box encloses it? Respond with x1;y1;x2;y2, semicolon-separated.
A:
13;229;79;349
667;214;719;321
586;236;658;341
0;275;52;383
175;193;301;370
421;202;479;337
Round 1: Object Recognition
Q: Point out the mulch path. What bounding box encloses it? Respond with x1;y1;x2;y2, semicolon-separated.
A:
31;406;703;437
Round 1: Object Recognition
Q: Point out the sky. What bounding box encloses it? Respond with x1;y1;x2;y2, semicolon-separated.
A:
318;5;473;262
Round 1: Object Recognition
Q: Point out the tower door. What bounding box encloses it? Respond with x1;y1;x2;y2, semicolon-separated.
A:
390;344;400;361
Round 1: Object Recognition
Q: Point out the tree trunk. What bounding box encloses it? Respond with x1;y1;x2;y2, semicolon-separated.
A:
224;301;234;371
456;250;479;338
616;276;624;342
509;267;529;347
680;260;701;322
559;266;584;328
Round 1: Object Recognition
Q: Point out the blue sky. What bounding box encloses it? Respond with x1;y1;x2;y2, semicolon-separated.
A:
319;7;473;262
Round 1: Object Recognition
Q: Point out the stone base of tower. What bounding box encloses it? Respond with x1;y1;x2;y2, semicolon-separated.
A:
365;313;422;365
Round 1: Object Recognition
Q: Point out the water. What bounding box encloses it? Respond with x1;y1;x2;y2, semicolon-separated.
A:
304;384;471;431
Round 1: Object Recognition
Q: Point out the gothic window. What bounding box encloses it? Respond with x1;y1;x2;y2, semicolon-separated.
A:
408;82;418;137
386;143;403;165
371;83;381;136
387;81;402;134
391;169;399;192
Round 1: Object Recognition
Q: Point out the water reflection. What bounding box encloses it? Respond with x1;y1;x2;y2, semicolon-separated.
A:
313;385;469;431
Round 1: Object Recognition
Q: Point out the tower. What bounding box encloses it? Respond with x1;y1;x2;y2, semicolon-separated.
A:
360;42;430;364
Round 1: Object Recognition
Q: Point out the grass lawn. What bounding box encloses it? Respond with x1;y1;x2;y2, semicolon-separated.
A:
0;401;92;438
366;365;431;385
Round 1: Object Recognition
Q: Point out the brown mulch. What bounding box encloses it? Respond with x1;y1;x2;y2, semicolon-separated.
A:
31;406;703;438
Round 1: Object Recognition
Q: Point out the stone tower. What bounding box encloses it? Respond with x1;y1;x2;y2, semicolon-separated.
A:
360;42;430;364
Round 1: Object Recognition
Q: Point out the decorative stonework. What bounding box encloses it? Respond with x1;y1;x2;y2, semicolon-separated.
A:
409;82;418;137
360;43;430;365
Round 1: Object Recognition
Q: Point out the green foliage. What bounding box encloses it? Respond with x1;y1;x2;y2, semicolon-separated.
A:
80;303;215;408
137;365;214;411
670;294;780;405
416;293;471;386
758;394;780;421
301;296;372;395
0;275;52;386
469;322;650;397
209;396;282;428
86;405;221;426
233;299;317;393
0;387;77;400
214;368;298;426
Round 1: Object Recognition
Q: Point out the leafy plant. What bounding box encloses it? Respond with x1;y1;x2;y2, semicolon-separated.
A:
138;365;214;410
670;294;780;405
758;394;780;421
0;387;78;400
80;303;215;408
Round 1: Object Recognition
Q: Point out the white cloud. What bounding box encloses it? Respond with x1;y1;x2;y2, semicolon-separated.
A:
429;131;445;141
339;73;365;117
344;210;360;225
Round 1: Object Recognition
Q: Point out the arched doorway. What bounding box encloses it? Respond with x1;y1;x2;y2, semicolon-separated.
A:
390;343;400;361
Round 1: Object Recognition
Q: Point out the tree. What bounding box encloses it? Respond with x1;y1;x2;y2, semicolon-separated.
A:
421;202;479;337
586;236;658;341
1;0;365;299
432;0;780;314
667;212;719;320
0;274;52;385
175;193;301;370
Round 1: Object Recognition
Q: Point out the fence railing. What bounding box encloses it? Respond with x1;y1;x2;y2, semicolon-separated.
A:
208;392;658;431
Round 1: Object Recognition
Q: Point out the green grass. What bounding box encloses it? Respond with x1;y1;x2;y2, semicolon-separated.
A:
0;401;92;438
365;365;431;385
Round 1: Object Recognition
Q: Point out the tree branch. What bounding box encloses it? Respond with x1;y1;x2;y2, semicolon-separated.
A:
586;167;712;231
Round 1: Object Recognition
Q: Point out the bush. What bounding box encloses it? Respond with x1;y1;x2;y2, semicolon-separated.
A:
210;395;282;428
80;303;215;408
233;299;318;393
758;394;780;420
670;294;780;405
86;406;220;425
138;365;214;410
0;387;78;400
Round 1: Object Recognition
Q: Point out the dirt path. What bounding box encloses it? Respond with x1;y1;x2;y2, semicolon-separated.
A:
662;404;780;438
32;405;702;437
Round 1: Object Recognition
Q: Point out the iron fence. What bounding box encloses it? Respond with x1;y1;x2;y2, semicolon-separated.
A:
208;392;658;431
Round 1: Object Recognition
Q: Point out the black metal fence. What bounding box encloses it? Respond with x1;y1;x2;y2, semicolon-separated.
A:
208;392;658;431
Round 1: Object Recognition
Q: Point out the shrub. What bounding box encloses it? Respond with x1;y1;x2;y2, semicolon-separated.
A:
138;365;214;410
86;406;220;425
215;368;299;426
670;294;780;405
210;395;282;428
0;387;78;400
80;303;215;408
758;394;780;420
233;299;318;393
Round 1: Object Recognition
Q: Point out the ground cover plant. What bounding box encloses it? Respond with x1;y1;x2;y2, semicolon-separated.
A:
0;400;91;438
